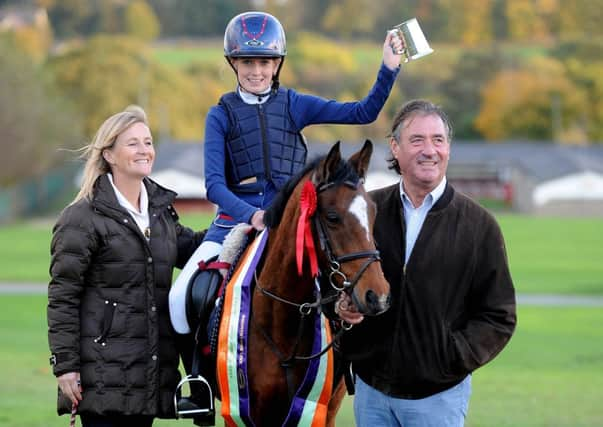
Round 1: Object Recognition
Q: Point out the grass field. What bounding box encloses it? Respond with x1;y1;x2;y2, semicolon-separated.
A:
149;41;550;71
1;214;602;295
0;213;214;283
497;216;603;294
152;44;224;68
2;295;602;427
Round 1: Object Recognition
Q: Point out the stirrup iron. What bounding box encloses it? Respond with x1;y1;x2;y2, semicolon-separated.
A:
174;375;215;419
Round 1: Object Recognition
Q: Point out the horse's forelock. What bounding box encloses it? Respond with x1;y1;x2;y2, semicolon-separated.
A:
326;158;360;188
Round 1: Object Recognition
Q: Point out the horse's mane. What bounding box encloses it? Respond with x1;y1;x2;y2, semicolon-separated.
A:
264;152;360;227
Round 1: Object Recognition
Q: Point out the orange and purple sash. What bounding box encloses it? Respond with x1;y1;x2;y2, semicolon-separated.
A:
217;229;334;427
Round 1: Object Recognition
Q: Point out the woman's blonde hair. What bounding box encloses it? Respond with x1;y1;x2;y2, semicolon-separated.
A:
72;105;149;203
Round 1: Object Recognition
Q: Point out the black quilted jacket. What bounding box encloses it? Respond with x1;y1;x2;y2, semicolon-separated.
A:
47;174;204;417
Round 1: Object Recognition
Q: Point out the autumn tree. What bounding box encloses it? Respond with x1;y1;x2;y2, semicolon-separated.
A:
440;48;515;138
475;56;588;142
438;0;494;45
49;35;202;140
124;0;160;41
553;39;603;142
505;0;557;42
558;0;603;40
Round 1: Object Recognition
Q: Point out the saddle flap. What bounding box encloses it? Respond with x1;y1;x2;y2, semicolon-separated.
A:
185;256;223;328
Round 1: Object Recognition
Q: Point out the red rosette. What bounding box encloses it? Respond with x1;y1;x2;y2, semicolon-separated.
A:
296;181;318;276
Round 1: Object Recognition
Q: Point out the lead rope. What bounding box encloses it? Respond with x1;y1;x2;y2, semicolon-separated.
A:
70;379;81;427
70;402;77;427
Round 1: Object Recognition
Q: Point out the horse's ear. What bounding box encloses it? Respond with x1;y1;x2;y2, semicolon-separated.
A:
349;139;373;179
317;141;342;183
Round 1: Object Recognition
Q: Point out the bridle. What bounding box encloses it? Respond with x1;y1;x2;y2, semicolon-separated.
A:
254;178;382;385
257;177;381;310
314;180;381;296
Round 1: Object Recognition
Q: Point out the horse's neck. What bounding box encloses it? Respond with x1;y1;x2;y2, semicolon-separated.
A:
255;236;317;317
261;258;314;300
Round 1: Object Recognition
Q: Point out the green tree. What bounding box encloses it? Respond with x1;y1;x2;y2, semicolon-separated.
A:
321;0;379;39
124;0;160;41
148;0;250;37
46;0;94;37
563;59;603;142
93;0;122;35
0;37;81;185
558;0;603;40
440;48;514;139
549;38;603;142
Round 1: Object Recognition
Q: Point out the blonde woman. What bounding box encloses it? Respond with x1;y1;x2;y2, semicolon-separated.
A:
47;105;205;427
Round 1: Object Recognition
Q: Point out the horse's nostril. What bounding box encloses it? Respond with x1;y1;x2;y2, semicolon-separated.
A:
366;289;379;310
364;290;390;314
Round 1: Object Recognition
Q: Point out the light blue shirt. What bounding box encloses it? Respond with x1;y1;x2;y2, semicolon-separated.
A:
400;177;447;263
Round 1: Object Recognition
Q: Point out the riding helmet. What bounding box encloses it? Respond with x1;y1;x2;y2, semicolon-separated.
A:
224;11;287;59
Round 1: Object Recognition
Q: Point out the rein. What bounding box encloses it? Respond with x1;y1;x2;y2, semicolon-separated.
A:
254;276;348;361
254;275;348;402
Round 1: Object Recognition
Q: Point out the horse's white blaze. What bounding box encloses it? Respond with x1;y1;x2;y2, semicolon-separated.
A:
349;195;371;242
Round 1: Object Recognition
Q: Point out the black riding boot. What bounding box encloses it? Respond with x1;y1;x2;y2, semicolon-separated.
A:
174;333;216;426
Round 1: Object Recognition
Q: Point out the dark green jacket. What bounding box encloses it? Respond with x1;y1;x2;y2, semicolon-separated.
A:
342;182;516;398
48;175;204;417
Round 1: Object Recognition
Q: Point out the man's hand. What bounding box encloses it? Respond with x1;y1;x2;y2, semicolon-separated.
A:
335;292;364;325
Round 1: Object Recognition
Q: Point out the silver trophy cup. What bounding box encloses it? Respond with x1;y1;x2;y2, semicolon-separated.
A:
390;18;433;62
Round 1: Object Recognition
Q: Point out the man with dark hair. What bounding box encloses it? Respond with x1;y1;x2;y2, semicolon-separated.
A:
336;99;517;426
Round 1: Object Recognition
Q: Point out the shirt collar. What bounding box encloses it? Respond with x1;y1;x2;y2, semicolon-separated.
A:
238;86;271;104
399;176;447;209
106;173;148;215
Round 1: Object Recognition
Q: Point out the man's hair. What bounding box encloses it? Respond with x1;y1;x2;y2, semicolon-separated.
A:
387;99;453;175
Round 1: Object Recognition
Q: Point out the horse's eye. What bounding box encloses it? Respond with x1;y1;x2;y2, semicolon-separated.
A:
325;210;341;224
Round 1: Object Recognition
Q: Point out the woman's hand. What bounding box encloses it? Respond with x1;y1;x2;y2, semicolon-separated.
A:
57;371;82;405
251;210;266;231
335;292;364;325
383;31;404;71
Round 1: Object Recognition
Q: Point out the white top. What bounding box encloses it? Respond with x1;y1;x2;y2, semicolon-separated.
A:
107;173;150;240
238;86;271;104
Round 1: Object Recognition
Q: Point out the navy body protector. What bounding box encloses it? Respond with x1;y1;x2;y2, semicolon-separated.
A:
219;88;308;189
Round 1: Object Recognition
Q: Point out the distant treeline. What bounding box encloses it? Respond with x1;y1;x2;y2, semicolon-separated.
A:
2;0;602;43
1;0;603;188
